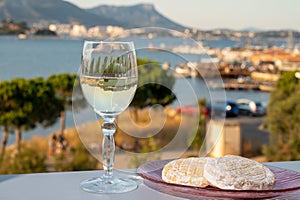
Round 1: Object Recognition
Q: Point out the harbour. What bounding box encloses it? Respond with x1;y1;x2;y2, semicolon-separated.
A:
0;1;299;195
0;35;289;145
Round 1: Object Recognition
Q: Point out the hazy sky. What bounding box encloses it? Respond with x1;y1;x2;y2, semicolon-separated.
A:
66;0;300;31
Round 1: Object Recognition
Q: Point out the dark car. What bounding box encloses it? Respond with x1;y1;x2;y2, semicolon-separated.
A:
206;100;239;118
236;99;266;116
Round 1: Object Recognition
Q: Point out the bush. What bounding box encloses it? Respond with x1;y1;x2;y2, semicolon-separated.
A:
263;71;300;161
0;144;47;174
54;145;98;172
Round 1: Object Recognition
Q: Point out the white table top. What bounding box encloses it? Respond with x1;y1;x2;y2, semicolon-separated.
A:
0;161;299;200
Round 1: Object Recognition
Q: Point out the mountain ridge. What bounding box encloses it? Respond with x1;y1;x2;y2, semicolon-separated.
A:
0;0;299;36
0;0;123;27
87;3;186;30
0;0;186;30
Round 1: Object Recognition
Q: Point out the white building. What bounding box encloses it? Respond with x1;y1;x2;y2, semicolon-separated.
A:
70;24;87;37
87;26;107;38
106;26;124;37
49;24;72;37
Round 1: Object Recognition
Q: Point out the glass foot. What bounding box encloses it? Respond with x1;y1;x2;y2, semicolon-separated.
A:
80;177;138;194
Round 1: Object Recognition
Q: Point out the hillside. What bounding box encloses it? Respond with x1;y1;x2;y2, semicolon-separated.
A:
0;0;121;27
0;0;186;30
87;4;186;30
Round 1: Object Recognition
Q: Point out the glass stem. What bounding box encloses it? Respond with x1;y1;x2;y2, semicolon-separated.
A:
101;117;116;181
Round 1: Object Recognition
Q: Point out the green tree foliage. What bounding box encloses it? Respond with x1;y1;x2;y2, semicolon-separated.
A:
263;71;300;161
0;74;94;173
130;58;176;120
0;78;63;154
47;74;77;136
0;80;16;159
26;78;63;127
14;78;63;153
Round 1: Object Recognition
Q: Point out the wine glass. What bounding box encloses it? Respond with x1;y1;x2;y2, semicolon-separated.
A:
79;41;138;193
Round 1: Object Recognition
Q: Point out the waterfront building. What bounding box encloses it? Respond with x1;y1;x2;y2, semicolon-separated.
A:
282;57;300;71
70;24;87;37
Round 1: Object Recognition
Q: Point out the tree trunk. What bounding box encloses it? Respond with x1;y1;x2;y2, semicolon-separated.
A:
0;126;8;160
60;110;66;136
15;128;22;153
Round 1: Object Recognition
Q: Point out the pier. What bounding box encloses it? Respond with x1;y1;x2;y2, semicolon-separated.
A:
209;82;274;92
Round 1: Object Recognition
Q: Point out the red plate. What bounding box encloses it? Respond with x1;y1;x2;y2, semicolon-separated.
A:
137;159;300;199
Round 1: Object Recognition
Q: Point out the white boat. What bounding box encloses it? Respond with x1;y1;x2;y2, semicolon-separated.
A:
174;62;198;78
18;34;27;40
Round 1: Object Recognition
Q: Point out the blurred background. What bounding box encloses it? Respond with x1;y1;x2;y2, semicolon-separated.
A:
0;0;299;174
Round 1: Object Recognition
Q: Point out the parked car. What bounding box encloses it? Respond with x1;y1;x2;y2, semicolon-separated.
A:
206;100;239;118
236;99;266;116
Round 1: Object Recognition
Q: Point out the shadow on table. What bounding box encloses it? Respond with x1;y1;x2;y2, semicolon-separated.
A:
0;174;22;183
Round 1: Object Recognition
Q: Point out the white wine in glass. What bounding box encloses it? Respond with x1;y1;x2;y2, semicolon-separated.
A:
79;41;138;193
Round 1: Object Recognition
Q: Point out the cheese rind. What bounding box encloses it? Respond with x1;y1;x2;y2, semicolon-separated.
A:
162;155;275;190
162;157;210;187
204;155;275;190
